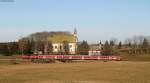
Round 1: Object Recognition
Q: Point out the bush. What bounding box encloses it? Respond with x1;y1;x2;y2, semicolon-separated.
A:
31;59;55;63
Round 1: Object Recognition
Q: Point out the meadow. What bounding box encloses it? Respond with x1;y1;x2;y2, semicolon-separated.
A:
0;59;150;83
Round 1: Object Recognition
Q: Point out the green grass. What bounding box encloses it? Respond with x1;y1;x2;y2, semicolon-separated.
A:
0;60;11;65
118;51;150;61
121;54;150;61
112;48;150;61
0;55;22;65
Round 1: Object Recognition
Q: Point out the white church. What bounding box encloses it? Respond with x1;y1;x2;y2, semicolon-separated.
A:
48;29;78;54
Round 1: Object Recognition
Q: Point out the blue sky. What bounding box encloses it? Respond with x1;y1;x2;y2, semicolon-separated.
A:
0;0;150;43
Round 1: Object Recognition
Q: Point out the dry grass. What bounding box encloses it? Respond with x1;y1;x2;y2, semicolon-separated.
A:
121;54;150;61
0;61;150;83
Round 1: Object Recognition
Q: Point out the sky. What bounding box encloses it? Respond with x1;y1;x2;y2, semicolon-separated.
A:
0;0;150;43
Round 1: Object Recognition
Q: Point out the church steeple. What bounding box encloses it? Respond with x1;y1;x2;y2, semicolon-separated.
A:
73;28;78;42
74;28;77;35
73;28;78;54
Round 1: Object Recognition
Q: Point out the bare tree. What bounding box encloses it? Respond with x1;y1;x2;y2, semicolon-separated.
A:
110;38;118;46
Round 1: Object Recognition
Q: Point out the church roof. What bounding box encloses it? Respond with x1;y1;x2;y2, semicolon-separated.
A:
48;34;76;43
89;44;103;50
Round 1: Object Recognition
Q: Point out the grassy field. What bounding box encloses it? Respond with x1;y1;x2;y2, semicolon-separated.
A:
119;52;150;61
0;55;150;83
0;61;150;83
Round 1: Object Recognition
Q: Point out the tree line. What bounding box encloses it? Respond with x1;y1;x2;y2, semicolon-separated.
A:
119;36;150;55
0;33;150;56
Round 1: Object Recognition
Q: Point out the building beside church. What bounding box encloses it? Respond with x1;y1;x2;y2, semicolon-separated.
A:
88;43;103;56
48;29;78;54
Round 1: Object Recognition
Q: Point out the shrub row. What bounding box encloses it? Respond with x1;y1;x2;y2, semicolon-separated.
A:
31;59;55;63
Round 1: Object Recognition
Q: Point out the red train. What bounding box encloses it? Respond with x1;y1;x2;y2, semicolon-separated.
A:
22;55;122;61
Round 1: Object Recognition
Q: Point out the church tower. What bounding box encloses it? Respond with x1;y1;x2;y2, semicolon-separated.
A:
73;28;78;42
73;28;78;54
